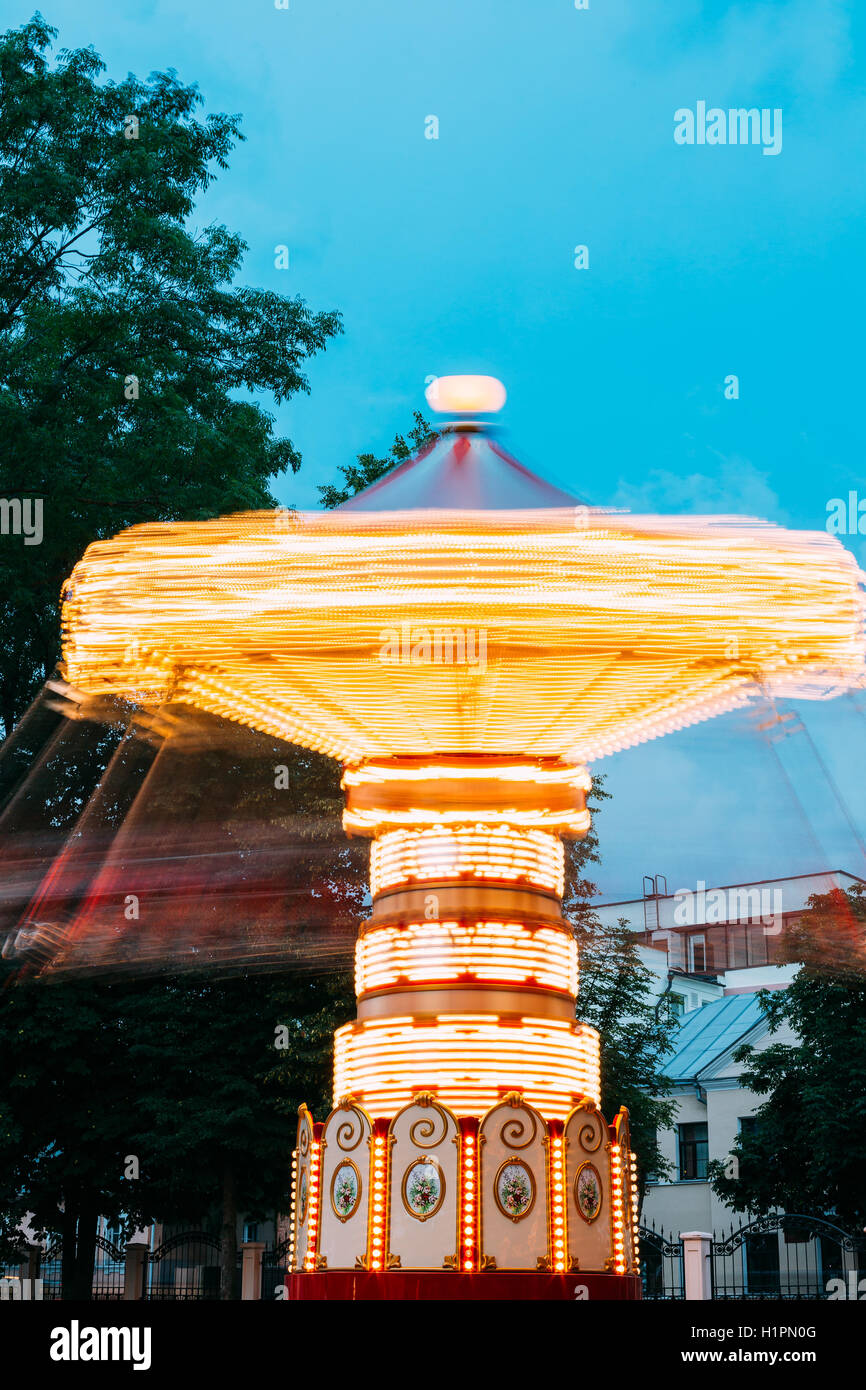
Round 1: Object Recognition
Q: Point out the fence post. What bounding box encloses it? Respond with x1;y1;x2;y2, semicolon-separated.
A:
680;1231;713;1300
123;1241;148;1301
241;1241;266;1301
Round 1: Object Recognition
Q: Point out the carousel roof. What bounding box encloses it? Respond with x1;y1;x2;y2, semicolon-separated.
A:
60;379;866;766
338;429;578;511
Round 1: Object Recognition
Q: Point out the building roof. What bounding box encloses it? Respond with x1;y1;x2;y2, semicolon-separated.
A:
664;993;766;1081
336;428;579;511
594;867;866;922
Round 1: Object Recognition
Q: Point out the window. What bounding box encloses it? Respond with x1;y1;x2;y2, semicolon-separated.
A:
688;935;707;972
678;1122;708;1180
243;1222;258;1243
669;993;686;1020
738;1115;758;1141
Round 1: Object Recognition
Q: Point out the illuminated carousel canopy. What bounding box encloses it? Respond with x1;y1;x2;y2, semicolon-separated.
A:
61;420;865;767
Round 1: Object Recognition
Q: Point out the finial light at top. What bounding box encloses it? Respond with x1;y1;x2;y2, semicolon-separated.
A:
425;375;507;415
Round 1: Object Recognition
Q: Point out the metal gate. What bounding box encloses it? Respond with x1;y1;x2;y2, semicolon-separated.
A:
144;1231;223;1300
261;1235;291;1299
40;1239;63;1299
711;1212;865;1300
92;1233;126;1299
639;1223;684;1299
0;1251;33;1298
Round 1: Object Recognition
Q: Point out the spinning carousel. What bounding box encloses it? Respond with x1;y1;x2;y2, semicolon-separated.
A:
60;375;865;1298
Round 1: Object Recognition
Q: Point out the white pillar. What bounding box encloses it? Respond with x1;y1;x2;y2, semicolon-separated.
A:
123;1241;148;1301
680;1231;713;1300
241;1241;266;1300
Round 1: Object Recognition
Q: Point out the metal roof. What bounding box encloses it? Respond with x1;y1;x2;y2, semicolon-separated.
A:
664;993;767;1081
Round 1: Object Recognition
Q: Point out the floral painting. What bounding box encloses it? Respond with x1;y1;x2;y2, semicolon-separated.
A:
331;1162;360;1221
404;1159;444;1220
496;1161;534;1221
298;1168;308;1225
575;1163;602;1222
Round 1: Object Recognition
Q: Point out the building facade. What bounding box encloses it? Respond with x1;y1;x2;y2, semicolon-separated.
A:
594;870;862;1233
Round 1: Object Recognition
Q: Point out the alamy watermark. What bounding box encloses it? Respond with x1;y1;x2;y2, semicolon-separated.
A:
1;1275;43;1300
827;1273;866;1300
0;498;42;545
826;492;866;536
378;623;487;672
674;103;782;157
50;1322;151;1370
673;880;783;934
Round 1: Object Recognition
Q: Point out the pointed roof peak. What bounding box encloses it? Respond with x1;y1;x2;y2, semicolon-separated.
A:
337;375;579;511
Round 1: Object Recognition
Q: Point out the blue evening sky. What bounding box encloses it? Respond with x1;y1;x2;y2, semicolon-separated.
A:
25;0;866;900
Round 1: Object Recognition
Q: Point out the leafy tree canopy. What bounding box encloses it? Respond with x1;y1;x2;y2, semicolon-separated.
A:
710;885;866;1228
317;410;436;508
0;15;342;734
558;780;676;1195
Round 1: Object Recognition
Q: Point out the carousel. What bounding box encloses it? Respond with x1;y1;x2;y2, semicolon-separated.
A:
59;374;865;1299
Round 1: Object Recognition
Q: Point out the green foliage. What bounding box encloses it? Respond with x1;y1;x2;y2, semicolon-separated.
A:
710;885;866;1227
317;410;436;508
0;385;444;1292
573;912;677;1195
566;785;678;1195
0;955;353;1292
0;16;342;733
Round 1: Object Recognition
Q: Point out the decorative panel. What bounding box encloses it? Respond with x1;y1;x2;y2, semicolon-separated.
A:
564;1102;611;1272
612;1107;638;1274
387;1095;460;1270
479;1095;549;1270
292;1105;316;1271
317;1102;372;1270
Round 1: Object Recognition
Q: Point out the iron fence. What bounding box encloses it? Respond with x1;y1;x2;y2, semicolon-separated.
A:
92;1233;127;1300
144;1230;223;1300
40;1239;63;1300
261;1235;291;1300
711;1212;865;1300
11;1211;862;1299
0;1251;32;1298
639;1222;685;1299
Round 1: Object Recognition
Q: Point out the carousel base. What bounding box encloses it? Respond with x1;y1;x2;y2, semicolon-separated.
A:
287;1271;642;1301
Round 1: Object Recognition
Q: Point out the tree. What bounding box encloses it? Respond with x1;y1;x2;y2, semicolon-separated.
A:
564;785;678;1196
0;963;138;1297
122;965;354;1301
710;884;866;1227
0;727;360;1299
572;911;677;1196
0;954;353;1298
0;16;342;735
317;410;436;507
0;398;441;1295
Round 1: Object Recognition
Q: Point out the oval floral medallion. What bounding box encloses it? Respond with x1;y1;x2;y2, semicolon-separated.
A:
330;1160;361;1223
574;1162;602;1223
494;1160;536;1222
402;1158;445;1221
298;1168;308;1225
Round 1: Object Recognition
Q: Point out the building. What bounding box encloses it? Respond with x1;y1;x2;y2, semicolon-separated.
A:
640;993;797;1233
594;870;863;1232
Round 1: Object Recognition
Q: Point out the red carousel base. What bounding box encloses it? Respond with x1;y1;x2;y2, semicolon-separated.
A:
287;1271;641;1301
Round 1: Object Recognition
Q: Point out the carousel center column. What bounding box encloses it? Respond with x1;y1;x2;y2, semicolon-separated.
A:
334;757;601;1121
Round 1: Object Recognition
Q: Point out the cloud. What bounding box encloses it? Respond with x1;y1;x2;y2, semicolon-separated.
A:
612;0;854;95
611;451;784;519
